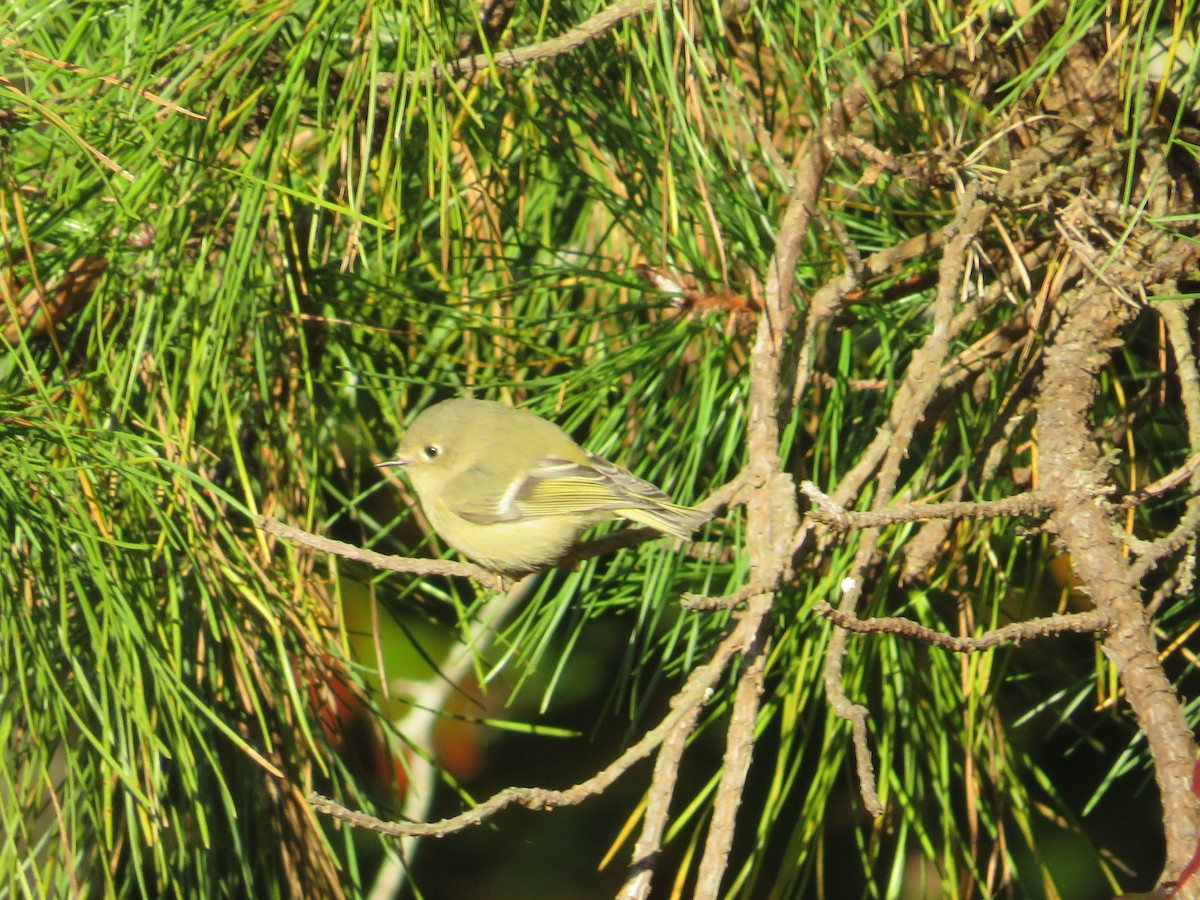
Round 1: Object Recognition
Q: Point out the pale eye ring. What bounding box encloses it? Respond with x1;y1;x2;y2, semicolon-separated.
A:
421;444;441;460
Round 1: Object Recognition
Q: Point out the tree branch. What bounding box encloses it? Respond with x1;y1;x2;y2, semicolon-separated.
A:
616;668;709;900
815;602;1111;652
257;517;507;592
800;481;1047;530
1036;272;1200;882
259;466;742;589
309;612;753;838
694;593;772;897
404;0;667;86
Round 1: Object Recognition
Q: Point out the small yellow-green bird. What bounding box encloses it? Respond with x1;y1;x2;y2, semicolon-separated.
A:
378;398;709;574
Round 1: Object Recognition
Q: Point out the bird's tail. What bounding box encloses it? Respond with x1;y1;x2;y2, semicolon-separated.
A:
620;501;711;540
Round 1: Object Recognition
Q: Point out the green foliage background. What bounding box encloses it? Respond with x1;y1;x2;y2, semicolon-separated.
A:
2;0;1198;897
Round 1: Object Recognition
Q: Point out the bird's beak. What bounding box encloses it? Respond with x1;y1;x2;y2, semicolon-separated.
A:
377;456;409;469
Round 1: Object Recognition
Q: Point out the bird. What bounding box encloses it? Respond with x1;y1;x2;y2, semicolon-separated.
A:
378;398;709;574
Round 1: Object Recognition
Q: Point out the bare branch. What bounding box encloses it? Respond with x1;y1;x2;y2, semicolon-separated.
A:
901;398;1035;583
257;517;507;592
801;481;1047;530
1123;452;1200;507
695;593;772;899
815;602;1111;651
260;470;741;589
616;669;709;900
405;0;665;86
1159;298;1200;447
309;608;754;839
818;180;994;817
680;583;771;611
821;546;885;818
770;45;1017;825
1128;300;1200;585
1037;270;1200;879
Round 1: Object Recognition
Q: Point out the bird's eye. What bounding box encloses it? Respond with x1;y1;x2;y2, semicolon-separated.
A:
422;445;441;460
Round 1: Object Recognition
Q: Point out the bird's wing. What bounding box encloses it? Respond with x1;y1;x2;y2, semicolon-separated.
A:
579;455;711;539
447;454;708;540
515;452;703;520
511;455;637;518
444;455;629;523
438;462;528;524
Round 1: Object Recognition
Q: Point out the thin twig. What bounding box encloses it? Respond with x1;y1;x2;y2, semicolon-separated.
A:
779;45;1001;824
1129;300;1200;583
695;593;772;898
822;547;884;818
309;613;752;837
820;178;992;818
801;481;1047;529
792;229;946;407
815;602;1111;651
1122;452;1200;507
257;517;506;591
901;397;1035;584
616;671;710;900
404;0;667;85
680;582;770;611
